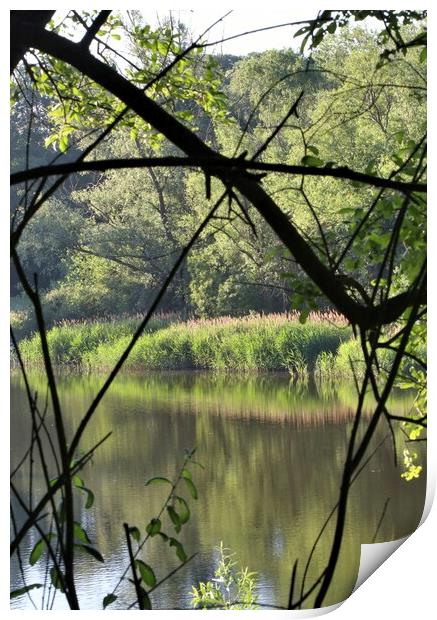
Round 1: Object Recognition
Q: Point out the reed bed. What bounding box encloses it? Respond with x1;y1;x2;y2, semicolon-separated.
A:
14;311;354;376
314;339;400;382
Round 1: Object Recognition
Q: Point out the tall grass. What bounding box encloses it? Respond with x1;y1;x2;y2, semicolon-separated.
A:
15;312;354;376
314;338;398;382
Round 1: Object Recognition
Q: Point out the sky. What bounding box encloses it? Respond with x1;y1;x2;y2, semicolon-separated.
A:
47;5;321;56
138;4;319;55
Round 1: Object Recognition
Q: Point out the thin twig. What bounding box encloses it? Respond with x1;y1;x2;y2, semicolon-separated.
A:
372;498;391;543
123;523;144;609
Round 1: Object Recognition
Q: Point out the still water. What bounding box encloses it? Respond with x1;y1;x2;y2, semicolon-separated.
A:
10;372;426;610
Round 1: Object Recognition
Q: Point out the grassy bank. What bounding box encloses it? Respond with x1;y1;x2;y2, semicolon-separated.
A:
14;312;357;376
314;339;395;381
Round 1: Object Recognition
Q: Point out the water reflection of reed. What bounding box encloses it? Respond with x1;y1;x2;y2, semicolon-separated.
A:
11;370;414;429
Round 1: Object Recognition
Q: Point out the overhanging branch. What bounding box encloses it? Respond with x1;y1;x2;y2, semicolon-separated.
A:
11;156;426;194
10;11;55;73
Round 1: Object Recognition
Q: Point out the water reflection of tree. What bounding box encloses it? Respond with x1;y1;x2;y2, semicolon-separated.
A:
11;374;425;607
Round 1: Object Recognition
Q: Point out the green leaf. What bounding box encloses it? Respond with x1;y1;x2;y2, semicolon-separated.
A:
301;155;324;167
169;538;187;563
29;539;46;566
141;588;152;609
419;47;426;64
75;544;104;563
129;525;141;542
157;40;169;55
175;496;190;524
10;584;43;599
50;567;65;592
300;32;311;53
145;476;172;487
73;521;92;544
189;459;205;469
394;130;405;144
343;258;358;271
59;135;69;153
292;293;304;307
146;518;161;536
307;145;319;156
313;28;324;48
129;526;141;542
299;309;310;324
111;33;121;40
82;486;95;509
103;593;117;609
167;506;181;533
327;21;337;34
294;26;310;38
72;474;84;488
181;468;192;480
136;560;156;587
368;232;391;247
44;134;58;148
183;477;198;500
365;159;377;175
354;10;369;21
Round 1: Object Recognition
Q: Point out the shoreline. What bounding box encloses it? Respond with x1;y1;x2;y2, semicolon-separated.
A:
12;312;359;378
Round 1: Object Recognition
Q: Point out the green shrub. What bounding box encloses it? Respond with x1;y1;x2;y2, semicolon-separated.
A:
191;543;259;610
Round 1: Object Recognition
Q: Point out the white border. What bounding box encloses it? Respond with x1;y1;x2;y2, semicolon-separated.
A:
4;3;434;618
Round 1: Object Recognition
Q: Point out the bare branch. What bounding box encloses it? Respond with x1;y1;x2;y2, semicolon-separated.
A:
11;156;426;194
80;11;112;48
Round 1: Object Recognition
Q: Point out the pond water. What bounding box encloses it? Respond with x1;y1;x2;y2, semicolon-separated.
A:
10;371;426;610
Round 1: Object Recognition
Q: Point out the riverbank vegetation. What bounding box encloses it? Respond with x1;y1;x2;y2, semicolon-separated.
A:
16;310;424;381
15;311;354;375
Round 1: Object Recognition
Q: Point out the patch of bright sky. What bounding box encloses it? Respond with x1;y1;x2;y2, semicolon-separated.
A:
139;3;318;55
135;1;425;55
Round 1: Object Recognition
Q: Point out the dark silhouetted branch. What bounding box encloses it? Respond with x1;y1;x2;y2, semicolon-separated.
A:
80;11;112;48
11;156;426;194
10;11;55;73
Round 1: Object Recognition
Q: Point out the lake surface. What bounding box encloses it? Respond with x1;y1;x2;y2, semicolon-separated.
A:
10;371;426;610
